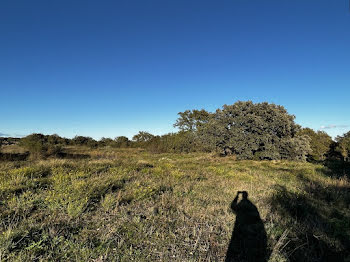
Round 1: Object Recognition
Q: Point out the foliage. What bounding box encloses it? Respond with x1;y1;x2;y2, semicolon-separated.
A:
10;101;347;163
13;101;342;162
297;128;333;161
173;109;212;132
19;134;47;158
98;137;115;147
146;132;196;153
19;134;64;159
335;131;350;161
71;136;98;148
278;135;312;161
47;134;69;145
132;131;155;143
114;136;131;148
194;101;309;160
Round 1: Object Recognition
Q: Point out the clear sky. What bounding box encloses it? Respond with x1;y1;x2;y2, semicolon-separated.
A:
1;0;349;139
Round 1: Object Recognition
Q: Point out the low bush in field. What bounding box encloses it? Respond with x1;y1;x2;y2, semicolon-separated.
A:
19;134;64;159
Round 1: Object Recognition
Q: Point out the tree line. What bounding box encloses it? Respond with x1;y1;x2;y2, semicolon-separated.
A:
13;101;350;162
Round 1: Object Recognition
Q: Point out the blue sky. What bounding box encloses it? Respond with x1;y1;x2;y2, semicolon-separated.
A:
1;0;349;139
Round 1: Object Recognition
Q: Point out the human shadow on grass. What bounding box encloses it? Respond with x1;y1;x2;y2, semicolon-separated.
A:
225;191;269;262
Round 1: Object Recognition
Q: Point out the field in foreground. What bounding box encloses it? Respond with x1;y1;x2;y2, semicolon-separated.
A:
0;148;349;262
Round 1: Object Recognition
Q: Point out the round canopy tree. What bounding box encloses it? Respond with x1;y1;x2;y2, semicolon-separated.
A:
197;101;311;160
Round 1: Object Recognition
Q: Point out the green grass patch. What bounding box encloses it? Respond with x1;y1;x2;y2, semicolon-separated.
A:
0;149;349;261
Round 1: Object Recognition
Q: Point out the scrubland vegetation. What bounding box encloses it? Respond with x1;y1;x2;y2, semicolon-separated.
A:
1;101;350;261
3;101;349;162
0;147;349;261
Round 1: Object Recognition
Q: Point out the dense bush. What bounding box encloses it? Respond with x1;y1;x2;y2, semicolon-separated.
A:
297;128;333;161
115;136;131;148
99;137;115;147
71;136;98;148
20;134;48;159
145;132;196;153
335;131;350;162
20;134;64;159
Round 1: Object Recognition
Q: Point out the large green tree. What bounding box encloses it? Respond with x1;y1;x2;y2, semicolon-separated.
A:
196;101;311;160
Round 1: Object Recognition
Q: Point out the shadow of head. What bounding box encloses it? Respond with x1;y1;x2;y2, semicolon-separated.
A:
225;191;269;262
241;191;248;199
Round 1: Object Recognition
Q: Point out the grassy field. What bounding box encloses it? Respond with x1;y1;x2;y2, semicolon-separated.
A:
0;148;349;261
